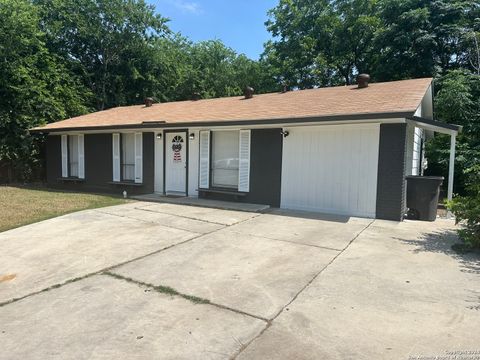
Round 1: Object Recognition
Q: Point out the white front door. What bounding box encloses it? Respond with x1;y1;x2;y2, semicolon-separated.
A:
165;131;187;195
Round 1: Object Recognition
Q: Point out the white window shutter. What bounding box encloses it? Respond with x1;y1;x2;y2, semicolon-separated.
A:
134;132;143;183
61;135;68;178
238;130;251;192
112;133;120;182
78;134;85;179
199;130;210;189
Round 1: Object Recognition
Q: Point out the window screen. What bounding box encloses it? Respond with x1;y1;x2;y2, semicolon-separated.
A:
122;133;135;181
212;130;239;188
68;135;79;177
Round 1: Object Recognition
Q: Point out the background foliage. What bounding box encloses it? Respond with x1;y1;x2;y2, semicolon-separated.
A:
447;164;480;250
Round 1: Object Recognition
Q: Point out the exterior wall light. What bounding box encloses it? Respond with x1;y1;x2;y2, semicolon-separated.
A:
281;130;290;138
189;133;195;140
156;133;162;140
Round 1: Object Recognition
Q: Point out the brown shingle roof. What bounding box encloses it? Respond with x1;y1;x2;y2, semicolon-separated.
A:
32;78;432;131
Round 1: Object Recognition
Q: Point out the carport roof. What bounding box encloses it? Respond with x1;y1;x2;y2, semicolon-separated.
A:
32;78;435;132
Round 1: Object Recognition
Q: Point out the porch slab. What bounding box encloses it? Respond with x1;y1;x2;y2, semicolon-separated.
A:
134;202;259;226
131;193;270;212
111;229;340;320
0;275;266;360
96;204;225;234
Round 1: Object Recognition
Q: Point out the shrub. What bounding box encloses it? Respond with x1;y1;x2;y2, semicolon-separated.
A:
447;165;480;251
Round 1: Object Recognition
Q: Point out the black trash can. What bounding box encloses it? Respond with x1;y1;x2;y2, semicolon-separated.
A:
405;176;444;221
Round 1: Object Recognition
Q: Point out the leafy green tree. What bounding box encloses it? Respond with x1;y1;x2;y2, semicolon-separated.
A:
186;40;278;98
187;40;244;98
372;0;480;80
264;0;381;88
148;35;197;102
264;0;479;85
34;0;169;110
232;55;279;95
426;70;480;193
0;0;90;180
372;1;436;80
148;38;278;101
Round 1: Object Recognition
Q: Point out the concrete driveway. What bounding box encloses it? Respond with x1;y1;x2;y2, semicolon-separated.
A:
0;201;479;359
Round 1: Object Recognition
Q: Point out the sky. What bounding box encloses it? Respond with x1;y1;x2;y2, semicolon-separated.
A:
149;0;278;60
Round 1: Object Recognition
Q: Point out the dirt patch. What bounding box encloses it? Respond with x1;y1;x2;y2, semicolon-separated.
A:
0;274;16;283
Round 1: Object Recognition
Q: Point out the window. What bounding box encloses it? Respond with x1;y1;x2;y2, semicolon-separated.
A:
68;135;79;177
198;129;250;192
61;134;84;179
121;133;135;181
112;132;142;183
211;130;239;188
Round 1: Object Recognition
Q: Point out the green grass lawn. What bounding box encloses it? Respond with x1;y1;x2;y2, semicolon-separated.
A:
0;186;129;232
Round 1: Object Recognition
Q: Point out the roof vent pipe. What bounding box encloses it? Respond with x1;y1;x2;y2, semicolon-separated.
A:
244;86;254;99
144;97;154;107
357;74;370;89
192;92;201;101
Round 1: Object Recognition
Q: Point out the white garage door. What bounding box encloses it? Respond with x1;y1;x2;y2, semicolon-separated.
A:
281;124;380;218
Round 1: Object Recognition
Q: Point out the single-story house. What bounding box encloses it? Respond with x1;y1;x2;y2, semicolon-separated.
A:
31;76;461;221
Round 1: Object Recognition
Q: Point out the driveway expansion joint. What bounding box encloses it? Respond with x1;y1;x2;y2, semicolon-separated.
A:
93;208;208;232
104;271;211;304
230;219;375;359
96;206;263;228
227;229;343;252
131;206;230;226
0;272;94;308
103;271;270;322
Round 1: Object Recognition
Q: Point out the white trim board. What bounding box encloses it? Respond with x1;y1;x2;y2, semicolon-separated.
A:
406;119;459;136
46;118;407;135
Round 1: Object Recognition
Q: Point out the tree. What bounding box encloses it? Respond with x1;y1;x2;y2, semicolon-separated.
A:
426;70;480;193
147;38;278;101
33;0;275;109
372;0;480;80
34;0;169;110
232;55;279;95
263;0;381;88
372;1;436;80
184;40;278;98
464;31;480;75
263;0;479;85
0;0;90;180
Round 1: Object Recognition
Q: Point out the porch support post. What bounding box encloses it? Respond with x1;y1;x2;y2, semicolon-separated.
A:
447;134;456;202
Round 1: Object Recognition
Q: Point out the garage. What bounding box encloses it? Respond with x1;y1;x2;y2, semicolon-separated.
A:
280;124;380;218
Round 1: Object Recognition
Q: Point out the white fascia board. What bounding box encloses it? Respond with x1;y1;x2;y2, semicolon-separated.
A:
406;119;459;136
49;130;142;135
47;117;406;135
174;118;404;131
